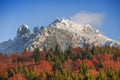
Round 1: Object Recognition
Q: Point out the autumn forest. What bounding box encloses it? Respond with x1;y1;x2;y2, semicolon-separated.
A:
0;45;120;80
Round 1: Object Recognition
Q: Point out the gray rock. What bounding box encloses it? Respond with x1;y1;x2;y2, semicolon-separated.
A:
17;24;30;37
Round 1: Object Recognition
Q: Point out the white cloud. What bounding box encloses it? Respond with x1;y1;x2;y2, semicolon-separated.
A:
70;12;104;26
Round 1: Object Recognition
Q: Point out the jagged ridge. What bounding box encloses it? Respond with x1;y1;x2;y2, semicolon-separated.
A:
0;18;120;54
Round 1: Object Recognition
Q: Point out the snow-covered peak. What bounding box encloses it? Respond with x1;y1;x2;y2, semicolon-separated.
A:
24;24;29;29
0;18;120;54
84;24;93;32
17;24;30;37
18;24;29;31
51;18;85;33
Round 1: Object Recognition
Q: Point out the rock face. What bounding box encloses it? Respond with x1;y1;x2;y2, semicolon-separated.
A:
17;24;30;37
33;27;39;33
0;18;120;54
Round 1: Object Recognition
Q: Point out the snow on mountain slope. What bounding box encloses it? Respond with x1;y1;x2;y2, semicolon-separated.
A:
0;18;120;54
50;19;120;46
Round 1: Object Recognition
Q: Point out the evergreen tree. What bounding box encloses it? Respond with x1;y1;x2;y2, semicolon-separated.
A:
24;66;29;79
46;72;52;80
46;53;52;62
106;68;116;80
84;73;95;80
99;60;104;68
85;44;93;59
43;46;47;51
39;72;45;80
46;48;54;62
53;56;63;72
33;48;41;63
54;44;61;56
54;70;60;80
59;51;65;62
67;46;76;60
28;66;38;80
61;70;67;80
7;69;15;77
96;71;107;80
71;73;79;80
91;45;97;55
80;64;88;75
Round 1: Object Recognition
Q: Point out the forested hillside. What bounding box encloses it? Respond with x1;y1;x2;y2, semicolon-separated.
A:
0;45;120;80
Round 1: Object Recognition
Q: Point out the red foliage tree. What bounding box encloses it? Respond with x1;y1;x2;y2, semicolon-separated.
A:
8;73;26;80
82;59;94;69
62;60;73;72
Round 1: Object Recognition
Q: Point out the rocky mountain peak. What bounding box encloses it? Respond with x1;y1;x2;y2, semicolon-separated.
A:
17;24;30;37
0;18;120;54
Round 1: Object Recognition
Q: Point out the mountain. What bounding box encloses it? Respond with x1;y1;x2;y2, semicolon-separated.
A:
0;18;120;54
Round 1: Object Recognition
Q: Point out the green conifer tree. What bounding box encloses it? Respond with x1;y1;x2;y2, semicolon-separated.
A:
33;48;41;63
39;72;45;80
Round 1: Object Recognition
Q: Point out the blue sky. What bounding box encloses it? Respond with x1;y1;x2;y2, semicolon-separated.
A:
0;0;120;43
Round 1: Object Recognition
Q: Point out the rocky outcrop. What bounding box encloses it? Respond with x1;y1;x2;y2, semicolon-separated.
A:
33;26;39;33
17;24;30;37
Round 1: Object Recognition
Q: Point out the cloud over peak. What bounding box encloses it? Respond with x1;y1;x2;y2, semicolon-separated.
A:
70;12;104;26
